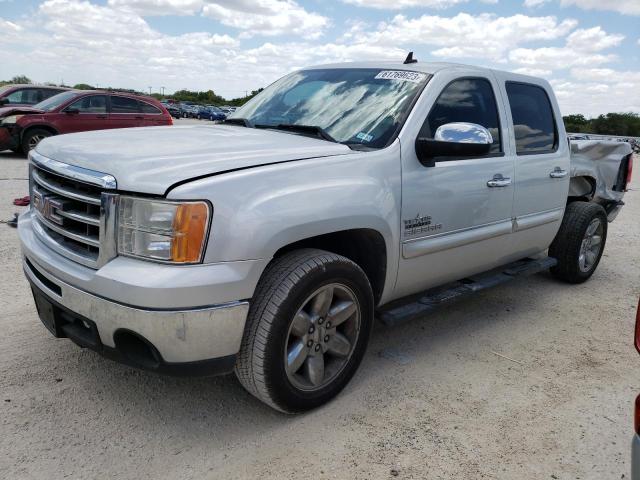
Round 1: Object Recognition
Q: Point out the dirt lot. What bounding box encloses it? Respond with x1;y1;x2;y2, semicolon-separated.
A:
0;142;638;480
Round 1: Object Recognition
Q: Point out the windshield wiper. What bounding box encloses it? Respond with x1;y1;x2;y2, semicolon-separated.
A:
223;118;253;127
255;123;338;143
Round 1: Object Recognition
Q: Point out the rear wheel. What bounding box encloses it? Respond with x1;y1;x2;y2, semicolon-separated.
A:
21;128;53;154
549;202;608;283
235;249;374;413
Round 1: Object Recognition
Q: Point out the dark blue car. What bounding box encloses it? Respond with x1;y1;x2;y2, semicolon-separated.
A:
195;105;227;121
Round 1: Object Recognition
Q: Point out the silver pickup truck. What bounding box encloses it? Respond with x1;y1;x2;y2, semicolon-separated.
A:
18;60;633;413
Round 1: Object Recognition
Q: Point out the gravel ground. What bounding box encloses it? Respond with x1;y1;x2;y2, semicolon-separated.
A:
0;143;638;480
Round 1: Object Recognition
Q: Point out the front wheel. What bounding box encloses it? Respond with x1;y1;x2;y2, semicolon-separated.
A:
235;249;374;413
21;128;53;154
549;202;608;283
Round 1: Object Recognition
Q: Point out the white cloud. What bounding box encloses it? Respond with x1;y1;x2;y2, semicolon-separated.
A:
108;0;204;15
201;0;329;38
551;77;640;115
512;67;552;76
107;0;330;38
341;0;468;9
565;26;624;51
508;26;623;70
560;0;640;16
344;13;577;62
524;0;550;7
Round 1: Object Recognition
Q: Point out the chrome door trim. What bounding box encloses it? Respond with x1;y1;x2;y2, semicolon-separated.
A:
513;207;564;232
402;219;513;259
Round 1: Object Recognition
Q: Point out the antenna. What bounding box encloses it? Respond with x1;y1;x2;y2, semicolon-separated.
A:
403;51;418;64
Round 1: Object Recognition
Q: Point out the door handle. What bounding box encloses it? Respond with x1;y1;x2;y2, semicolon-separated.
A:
134;115;144;120
96;115;107;119
549;167;568;178
487;174;512;188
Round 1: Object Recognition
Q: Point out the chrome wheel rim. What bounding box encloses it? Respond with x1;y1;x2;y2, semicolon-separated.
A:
28;134;46;150
284;283;360;391
579;218;603;273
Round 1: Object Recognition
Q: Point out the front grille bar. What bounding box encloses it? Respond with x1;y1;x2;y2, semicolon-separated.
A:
29;150;119;270
32;168;102;205
34;210;100;248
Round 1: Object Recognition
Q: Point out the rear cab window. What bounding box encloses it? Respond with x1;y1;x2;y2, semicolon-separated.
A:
420;77;503;155
505;82;558;155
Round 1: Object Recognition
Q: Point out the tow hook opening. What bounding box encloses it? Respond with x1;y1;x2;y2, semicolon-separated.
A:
113;330;162;370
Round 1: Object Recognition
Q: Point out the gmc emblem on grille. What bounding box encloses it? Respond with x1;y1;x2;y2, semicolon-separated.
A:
33;190;65;226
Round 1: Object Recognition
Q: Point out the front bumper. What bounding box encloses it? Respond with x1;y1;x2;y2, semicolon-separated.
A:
24;256;249;375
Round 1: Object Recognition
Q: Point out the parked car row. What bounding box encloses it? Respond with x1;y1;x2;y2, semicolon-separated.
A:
0;89;172;154
159;99;232;121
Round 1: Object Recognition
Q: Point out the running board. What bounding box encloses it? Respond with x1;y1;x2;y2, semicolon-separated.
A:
378;257;557;327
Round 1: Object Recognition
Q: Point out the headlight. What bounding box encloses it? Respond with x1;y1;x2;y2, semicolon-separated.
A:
0;115;24;125
117;197;211;264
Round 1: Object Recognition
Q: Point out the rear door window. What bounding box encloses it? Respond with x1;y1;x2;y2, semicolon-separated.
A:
110;96;140;113
421;78;502;154
505;82;558;154
67;95;107;113
140;101;161;114
5;88;42;105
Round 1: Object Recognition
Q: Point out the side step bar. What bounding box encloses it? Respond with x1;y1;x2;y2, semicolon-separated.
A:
377;257;557;327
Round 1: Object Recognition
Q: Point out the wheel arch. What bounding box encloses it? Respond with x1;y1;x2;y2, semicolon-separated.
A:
20;124;60;141
272;228;388;306
568;175;596;203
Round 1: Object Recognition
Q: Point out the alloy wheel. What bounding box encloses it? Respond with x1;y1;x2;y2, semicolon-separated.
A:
578;217;603;272
284;283;360;391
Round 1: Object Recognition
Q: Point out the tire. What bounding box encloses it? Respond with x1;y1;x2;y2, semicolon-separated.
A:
21;128;53;154
235;249;374;413
549;201;608;283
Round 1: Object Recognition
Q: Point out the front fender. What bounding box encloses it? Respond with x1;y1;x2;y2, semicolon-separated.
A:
168;142;402;302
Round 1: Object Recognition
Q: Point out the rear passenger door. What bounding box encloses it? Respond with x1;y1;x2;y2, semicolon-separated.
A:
498;79;570;252
108;95;145;129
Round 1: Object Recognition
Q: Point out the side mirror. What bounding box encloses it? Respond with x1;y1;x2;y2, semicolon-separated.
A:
415;122;493;167
64;108;80;115
0;98;6;106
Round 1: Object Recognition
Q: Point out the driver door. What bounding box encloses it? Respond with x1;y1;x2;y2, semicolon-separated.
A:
394;75;516;299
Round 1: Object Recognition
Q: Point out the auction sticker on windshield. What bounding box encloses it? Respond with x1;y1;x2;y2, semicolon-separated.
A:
375;71;427;83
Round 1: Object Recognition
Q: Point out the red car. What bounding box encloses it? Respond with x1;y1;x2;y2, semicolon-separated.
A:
0;90;172;154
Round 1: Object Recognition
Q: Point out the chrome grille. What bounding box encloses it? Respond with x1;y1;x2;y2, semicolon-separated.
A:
29;151;118;269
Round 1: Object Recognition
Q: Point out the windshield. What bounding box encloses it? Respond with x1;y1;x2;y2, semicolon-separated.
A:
230;68;430;149
34;91;80;112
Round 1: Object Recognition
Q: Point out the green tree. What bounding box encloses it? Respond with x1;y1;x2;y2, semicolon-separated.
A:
10;75;32;84
73;83;95;90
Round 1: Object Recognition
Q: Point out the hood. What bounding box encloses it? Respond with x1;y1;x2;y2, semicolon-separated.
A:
35;125;353;194
0;106;43;117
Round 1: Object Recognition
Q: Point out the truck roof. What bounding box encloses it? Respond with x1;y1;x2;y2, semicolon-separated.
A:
304;60;544;83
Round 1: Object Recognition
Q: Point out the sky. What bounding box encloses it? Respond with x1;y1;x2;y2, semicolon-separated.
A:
0;0;639;116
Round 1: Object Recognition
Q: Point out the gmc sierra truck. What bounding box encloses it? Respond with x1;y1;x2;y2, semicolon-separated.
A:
18;60;633;413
